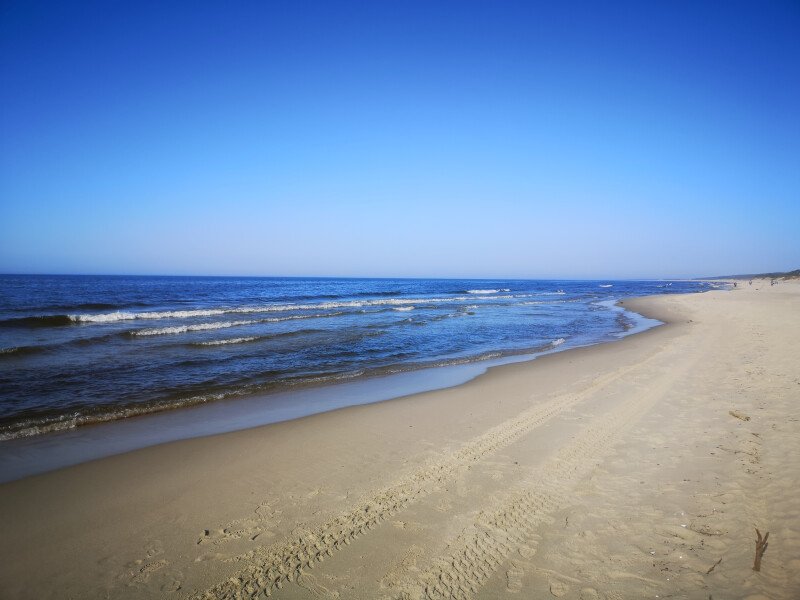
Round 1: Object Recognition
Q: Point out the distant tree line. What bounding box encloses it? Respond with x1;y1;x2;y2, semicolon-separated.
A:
704;269;800;280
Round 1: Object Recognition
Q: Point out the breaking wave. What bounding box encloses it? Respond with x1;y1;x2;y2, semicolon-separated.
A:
132;312;344;336
2;294;550;329
194;336;259;346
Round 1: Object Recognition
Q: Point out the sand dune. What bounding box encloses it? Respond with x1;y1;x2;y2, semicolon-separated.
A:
0;280;798;599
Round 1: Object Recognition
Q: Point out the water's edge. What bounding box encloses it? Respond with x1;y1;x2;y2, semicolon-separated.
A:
0;300;665;483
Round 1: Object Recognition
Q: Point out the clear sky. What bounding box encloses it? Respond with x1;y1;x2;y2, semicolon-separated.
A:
1;1;798;279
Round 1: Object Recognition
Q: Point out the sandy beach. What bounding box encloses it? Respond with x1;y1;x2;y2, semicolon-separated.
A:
1;281;798;599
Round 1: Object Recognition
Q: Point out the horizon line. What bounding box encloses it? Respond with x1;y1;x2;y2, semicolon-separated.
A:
0;271;723;281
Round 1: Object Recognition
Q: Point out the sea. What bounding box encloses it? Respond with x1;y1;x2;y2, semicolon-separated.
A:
0;275;715;449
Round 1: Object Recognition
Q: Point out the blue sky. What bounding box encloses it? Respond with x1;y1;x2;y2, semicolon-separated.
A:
1;1;798;278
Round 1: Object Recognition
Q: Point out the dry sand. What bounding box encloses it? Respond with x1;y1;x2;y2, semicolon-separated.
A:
0;281;798;599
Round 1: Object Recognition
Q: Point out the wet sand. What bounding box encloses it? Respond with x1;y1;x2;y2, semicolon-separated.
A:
0;280;798;599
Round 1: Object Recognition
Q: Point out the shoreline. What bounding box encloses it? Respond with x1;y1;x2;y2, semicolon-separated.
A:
0;296;662;483
0;278;713;451
1;280;797;598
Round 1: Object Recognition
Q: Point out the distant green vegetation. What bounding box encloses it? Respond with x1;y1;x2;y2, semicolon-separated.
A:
705;269;800;280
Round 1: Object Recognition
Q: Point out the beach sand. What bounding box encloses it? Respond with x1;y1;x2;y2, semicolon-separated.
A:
0;281;798;599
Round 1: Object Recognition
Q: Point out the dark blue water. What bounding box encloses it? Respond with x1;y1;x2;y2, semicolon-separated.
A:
0;275;714;441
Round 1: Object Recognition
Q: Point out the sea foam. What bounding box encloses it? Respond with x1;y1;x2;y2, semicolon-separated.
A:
132;312;342;336
196;336;259;346
68;295;531;324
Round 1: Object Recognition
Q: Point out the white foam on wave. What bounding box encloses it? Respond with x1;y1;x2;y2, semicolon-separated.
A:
551;337;566;347
71;308;245;323
392;306;414;312
196;336;259;346
599;284;613;288
133;312;339;336
466;288;510;294
70;295;534;324
300;296;488;309
135;320;257;336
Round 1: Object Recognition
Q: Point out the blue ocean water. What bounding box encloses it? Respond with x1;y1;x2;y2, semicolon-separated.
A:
0;275;714;441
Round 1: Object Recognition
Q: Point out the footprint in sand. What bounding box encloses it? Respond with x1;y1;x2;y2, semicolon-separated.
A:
143;539;164;559
505;561;526;593
131;559;168;583
197;502;280;546
159;569;184;593
120;540;167;585
434;498;453;512
489;470;504;481
195;551;231;562
549;580;569;597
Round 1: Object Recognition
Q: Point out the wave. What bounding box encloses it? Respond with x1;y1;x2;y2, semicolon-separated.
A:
189;328;328;347
0;392;239;441
465;288;510;294
392;306;414;312
6;293;541;328
132;312;344;336
133;319;259;336
194;336;259;346
83;295;541;321
0;332;127;357
0;314;74;328
0;365;361;440
0;345;47;357
0;363;374;440
283;370;367;386
599;284;613;288
428;312;465;322
0;331;575;441
72;308;254;323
